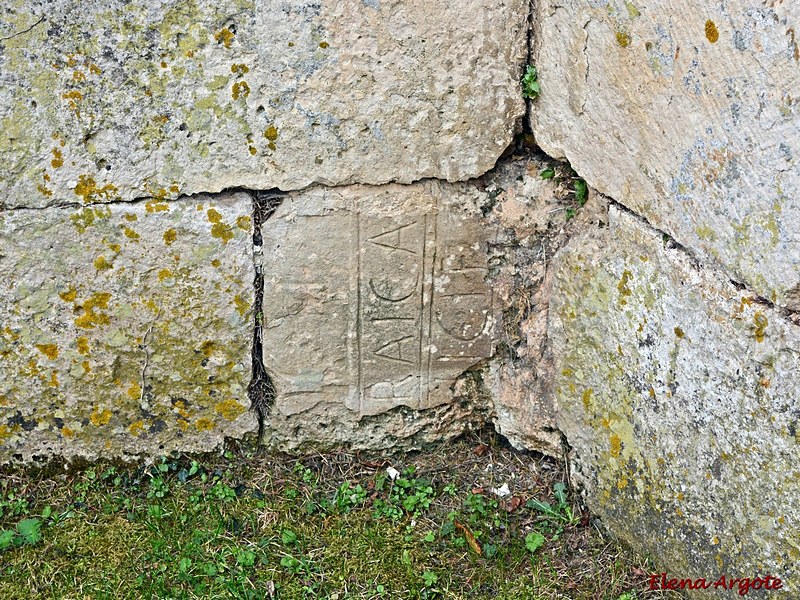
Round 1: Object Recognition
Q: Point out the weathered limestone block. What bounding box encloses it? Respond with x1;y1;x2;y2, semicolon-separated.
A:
259;156;597;452
531;0;800;309
0;0;527;209
260;182;497;446
0;193;255;462
479;157;609;456
550;204;800;594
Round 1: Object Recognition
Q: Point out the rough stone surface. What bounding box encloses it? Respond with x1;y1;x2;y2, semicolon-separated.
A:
0;0;526;209
0;193;256;462
549;204;800;595
531;0;800;309
479;157;608;456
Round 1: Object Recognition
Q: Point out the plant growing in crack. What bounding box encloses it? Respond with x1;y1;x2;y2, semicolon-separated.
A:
521;65;540;99
540;163;589;220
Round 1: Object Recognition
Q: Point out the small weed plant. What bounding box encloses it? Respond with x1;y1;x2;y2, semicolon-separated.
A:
541;163;589;219
522;65;540;99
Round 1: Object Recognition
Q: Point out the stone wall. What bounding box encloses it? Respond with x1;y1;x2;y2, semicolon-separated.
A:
2;0;800;594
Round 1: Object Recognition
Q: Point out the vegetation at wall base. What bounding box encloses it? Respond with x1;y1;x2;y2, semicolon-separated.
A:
0;430;681;599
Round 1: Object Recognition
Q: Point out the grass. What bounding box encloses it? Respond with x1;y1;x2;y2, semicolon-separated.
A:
0;430;682;599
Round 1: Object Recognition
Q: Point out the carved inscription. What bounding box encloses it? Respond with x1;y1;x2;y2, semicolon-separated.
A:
262;193;493;417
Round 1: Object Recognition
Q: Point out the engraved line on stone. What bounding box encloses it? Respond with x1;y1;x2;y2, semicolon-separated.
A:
373;335;415;365
346;209;361;414
425;211;439;406
418;213;429;407
435;311;489;342
367;222;419;254
369;317;415;322
356;211;363;412
368;273;419;302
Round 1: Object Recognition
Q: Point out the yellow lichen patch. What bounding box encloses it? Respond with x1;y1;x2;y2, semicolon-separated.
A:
582;388;593;411
195;418;215;431
74;292;112;329
753;311;768;343
200;340;215;357
107;243;121;253
90;408;112;426
610;434;622;458
82;360;91;373
129;420;145;436
248;145;257;155
214;27;235;48
21;359;41;377
124;213;138;222
0;424;9;444
212;222;234;243
319;41;329;49
122;226;141;240
617;477;629;490
76;336;90;355
145;200;170;213
51;147;64;168
214;399;246;421
49;372;59;388
173;400;190;419
211;259;221;268
178;419;190;431
74;175;119;203
62;90;83;115
61;426;74;438
89;63;102;75
231;63;249;77
705;19;719;43
93;255;113;270
163;228;177;245
233;294;249;317
232;81;250;100
37;184;54;197
207;209;234;243
158;268;174;282
616;31;631;47
59;288;78;302
127;382;142;401
236;215;252;231
264;125;279;141
674;326;685;339
35;344;59;360
617;270;633;306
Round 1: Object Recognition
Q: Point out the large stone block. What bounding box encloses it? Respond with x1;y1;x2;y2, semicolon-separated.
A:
531;0;800;309
550;205;800;594
0;0;526;209
0;193;255;462
260;182;497;445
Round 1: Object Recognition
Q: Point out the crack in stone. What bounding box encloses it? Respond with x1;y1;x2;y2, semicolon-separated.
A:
0;16;45;42
579;19;591;115
607;198;800;321
138;309;160;413
248;190;283;445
